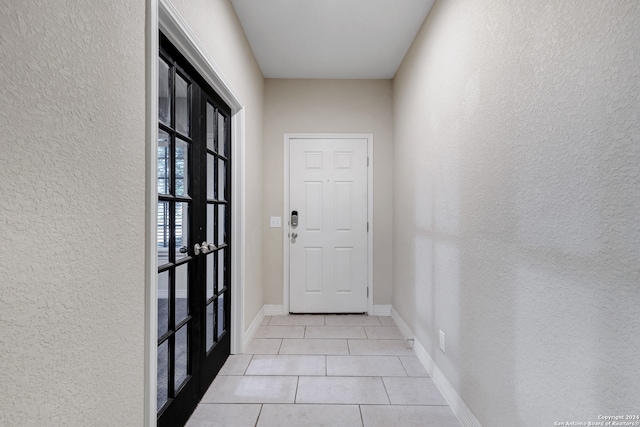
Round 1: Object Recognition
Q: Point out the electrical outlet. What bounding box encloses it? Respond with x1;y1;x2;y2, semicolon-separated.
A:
439;330;446;353
269;216;282;228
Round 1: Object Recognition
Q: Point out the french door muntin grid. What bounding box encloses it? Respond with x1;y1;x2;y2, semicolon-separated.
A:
204;100;230;354
157;39;231;424
201;101;231;369
157;50;194;413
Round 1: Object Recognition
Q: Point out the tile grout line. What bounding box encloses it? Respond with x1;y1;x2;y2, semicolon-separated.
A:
253;403;264;427
294;376;300;404
398;356;409;377
243;354;254;375
380;376;392;405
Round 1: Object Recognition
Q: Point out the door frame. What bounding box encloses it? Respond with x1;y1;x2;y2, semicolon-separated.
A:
145;1;246;425
282;133;374;315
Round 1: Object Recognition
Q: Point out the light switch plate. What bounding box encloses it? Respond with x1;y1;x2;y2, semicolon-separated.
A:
270;216;282;228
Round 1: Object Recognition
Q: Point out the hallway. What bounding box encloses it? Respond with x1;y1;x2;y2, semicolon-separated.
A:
3;1;639;425
185;315;461;426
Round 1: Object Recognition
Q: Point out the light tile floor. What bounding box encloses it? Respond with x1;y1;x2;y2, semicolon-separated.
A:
186;315;462;427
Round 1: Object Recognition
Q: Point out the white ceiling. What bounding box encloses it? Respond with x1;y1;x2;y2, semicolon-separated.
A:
230;0;435;79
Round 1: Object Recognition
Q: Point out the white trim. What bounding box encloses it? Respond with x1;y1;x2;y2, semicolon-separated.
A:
283;133;374;315
283;138;291;313
144;2;159;426
366;134;374;316
243;305;265;352
158;1;243;110
391;308;483;427
230;109;246;355
390;307;415;341
373;304;392;316
264;304;285;316
145;1;247;423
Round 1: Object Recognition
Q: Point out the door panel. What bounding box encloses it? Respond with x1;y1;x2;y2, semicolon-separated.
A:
289;138;368;313
304;248;323;293
156;48;196;418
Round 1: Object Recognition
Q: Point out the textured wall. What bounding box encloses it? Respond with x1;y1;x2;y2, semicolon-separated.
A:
393;0;640;425
263;79;394;307
0;1;146;426
171;0;265;329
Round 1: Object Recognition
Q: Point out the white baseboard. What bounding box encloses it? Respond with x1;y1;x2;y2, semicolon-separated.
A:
242;305;264;353
264;304;285;316
391;307;415;340
373;304;392;316
391;308;483;427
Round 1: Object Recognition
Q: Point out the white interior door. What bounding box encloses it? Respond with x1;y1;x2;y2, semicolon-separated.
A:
289;137;368;313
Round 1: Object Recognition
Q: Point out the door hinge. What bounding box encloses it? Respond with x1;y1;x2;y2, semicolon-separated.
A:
367;157;369;167
367;287;369;298
367;222;369;232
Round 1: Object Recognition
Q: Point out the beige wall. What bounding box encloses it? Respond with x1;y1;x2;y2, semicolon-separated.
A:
0;1;146;425
171;0;265;328
393;0;640;425
0;0;265;425
263;79;394;307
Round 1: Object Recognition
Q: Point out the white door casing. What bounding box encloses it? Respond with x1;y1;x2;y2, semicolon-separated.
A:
287;136;371;313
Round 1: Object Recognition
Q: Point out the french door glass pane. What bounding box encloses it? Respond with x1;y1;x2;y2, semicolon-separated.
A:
175;74;190;136
175;263;188;324
175;139;189;196
207;155;214;200
157;202;169;266
175;326;188;390
158;130;170;195
206;103;215;151
217;205;225;245
217;112;225;156
158;58;171;126
217;159;225;201
217;249;225;294
158;270;169;337
175;203;189;261
217;293;225;338
207;205;214;244
157;340;169;410
206;303;215;350
206;254;214;300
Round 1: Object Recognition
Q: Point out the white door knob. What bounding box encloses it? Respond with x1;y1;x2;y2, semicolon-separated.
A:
194;241;212;255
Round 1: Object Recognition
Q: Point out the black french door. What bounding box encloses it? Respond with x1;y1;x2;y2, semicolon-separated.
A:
157;33;231;427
